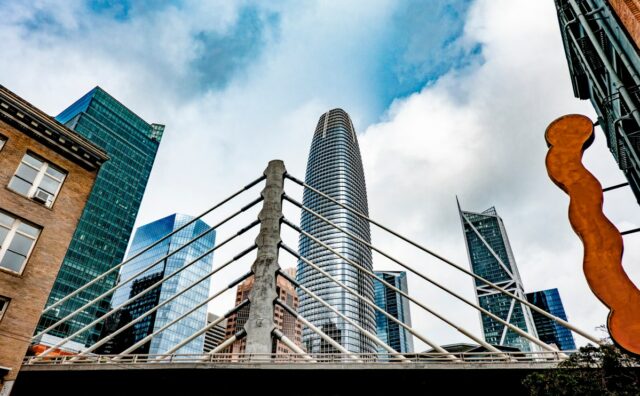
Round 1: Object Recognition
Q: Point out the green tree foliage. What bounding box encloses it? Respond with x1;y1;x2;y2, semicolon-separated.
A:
523;343;640;395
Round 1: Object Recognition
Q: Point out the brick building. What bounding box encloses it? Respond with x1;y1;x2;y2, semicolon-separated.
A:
225;267;303;355
0;85;107;393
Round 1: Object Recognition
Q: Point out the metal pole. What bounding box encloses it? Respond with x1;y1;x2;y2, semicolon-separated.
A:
603;182;629;192
283;182;602;345
275;299;360;360
38;243;256;357
272;328;316;362
277;271;409;361
158;300;250;358
41;175;265;315
567;0;640;168
35;216;260;340
244;160;286;358
206;329;247;357
284;196;563;352
281;244;461;360
73;266;252;358
114;272;252;357
582;0;640;86
283;220;503;354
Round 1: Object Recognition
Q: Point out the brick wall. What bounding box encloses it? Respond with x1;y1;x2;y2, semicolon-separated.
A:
0;118;98;385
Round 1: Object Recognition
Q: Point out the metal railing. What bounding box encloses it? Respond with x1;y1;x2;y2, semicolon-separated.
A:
23;351;571;366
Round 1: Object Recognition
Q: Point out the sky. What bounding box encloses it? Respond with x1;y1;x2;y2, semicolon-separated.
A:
1;0;639;351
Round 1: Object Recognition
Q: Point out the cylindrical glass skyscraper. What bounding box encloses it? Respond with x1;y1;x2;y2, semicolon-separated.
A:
296;108;376;354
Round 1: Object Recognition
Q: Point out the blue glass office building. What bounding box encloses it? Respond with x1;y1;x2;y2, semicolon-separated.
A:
459;205;538;352
374;271;414;354
36;87;163;345
526;289;576;351
297;108;376;354
109;214;215;354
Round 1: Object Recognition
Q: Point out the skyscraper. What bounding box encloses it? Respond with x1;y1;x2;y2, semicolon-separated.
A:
297;108;376;354
458;205;538;352
104;214;215;355
526;289;577;351
373;271;414;354
36;87;163;346
203;313;227;353
225;268;302;355
555;0;640;203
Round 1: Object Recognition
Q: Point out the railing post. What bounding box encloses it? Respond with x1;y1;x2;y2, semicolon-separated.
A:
244;160;286;360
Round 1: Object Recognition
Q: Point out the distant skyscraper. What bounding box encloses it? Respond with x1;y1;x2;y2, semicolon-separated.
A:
526;289;576;351
104;214;215;355
225;268;302;355
459;204;538;352
555;0;640;203
37;87;163;346
297;108;376;354
373;271;414;354
203;313;227;353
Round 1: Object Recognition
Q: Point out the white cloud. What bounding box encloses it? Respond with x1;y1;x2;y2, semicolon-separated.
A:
360;0;640;350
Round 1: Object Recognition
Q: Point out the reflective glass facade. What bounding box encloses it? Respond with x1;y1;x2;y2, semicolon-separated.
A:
460;206;537;352
108;214;215;354
36;87;163;345
373;271;413;354
297;108;376;354
526;289;576;351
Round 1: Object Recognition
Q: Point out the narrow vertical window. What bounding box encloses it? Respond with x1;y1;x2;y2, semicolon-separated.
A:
0;211;41;274
0;296;9;322
8;152;67;207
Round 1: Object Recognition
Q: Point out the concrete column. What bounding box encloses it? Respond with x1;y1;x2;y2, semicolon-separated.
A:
244;160;285;358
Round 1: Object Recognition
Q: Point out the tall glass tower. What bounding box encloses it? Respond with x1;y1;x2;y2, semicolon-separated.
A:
373;271;414;354
458;205;538;352
526;289;576;351
104;214;215;355
36;87;163;346
297;108;376;354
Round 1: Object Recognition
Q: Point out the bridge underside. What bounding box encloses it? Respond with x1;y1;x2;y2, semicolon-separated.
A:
15;363;559;395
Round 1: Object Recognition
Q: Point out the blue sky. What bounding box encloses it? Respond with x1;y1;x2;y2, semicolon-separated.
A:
1;0;639;350
4;0;479;125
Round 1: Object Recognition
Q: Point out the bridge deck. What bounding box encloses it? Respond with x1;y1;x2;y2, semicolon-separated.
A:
14;361;566;396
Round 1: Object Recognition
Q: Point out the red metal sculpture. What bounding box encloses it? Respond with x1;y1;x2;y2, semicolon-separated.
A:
545;114;640;355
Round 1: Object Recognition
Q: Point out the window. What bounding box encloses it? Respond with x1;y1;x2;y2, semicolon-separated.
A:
0;211;41;274
0;296;8;322
8;152;66;207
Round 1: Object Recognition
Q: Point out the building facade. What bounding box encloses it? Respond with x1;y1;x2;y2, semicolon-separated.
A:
102;214;215;355
203;313;227;353
459;205;538;352
526;289;577;351
373;271;414;354
296;108;376;354
555;0;640;203
36;87;164;346
225;268;302;355
0;85;107;393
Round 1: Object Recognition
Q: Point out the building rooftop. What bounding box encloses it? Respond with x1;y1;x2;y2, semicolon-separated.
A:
0;85;109;170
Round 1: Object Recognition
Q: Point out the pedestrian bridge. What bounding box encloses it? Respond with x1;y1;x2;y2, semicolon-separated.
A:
16;352;565;395
22;160;608;395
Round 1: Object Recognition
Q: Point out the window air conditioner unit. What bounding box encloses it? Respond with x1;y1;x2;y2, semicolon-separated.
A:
33;189;52;204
